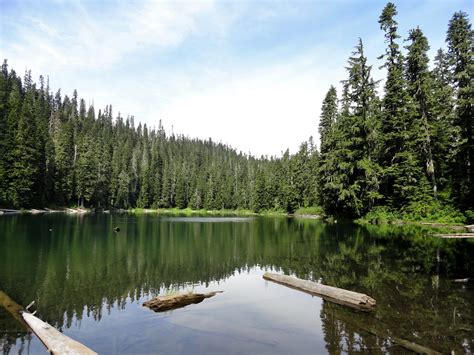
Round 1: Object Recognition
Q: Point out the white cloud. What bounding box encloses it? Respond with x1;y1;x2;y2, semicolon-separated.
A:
159;47;347;156
1;0;217;71
2;0;464;158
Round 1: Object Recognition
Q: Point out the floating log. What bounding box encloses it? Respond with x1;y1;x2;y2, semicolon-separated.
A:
433;233;474;239
0;208;21;215
22;311;97;355
29;209;46;214
263;273;376;312
143;291;223;312
452;278;472;283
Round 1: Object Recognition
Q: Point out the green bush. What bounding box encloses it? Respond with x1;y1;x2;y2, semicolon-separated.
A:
358;206;399;224
464;210;474;224
294;206;324;216
401;200;465;224
358;200;466;225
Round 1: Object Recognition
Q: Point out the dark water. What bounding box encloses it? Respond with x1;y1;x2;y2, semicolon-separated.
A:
0;214;473;354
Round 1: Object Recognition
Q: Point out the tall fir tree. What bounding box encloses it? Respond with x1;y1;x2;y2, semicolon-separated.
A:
431;49;457;192
319;40;382;216
319;86;338;154
446;11;474;209
405;27;438;199
378;2;424;208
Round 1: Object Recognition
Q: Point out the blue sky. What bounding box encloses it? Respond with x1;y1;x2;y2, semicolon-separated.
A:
0;0;472;156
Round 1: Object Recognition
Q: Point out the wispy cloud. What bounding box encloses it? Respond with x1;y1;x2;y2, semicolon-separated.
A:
1;0;471;156
1;0;218;70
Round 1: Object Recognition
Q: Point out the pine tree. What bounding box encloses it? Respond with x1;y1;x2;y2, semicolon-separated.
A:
319;39;382;216
405;27;438;198
137;125;151;208
319;86;338;154
446;11;474;209
75;132;98;206
10;84;41;207
0;61;11;205
431;49;457;191
378;2;422;208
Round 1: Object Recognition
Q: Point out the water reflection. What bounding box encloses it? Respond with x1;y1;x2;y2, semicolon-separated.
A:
0;214;473;353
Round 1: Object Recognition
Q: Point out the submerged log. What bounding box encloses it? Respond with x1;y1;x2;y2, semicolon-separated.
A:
327;303;441;355
263;273;376;312
143;291;223;312
0;290;29;329
22;312;97;355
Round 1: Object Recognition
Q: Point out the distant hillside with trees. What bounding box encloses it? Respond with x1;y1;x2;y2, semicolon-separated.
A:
0;3;472;222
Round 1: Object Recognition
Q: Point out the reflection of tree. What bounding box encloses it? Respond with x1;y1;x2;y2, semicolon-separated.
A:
0;215;473;353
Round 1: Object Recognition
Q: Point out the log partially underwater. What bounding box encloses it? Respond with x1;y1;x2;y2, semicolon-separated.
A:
263;273;376;312
21;312;97;355
0;290;29;329
324;303;441;355
143;291;223;312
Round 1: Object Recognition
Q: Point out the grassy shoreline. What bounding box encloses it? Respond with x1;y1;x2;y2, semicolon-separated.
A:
128;207;289;217
1;206;470;229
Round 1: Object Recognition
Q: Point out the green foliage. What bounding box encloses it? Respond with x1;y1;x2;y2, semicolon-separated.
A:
294;206;324;216
357;206;398;224
318;39;382;217
401;200;466;224
129;207;257;217
0;3;470;222
464;210;474;224
360;201;466;225
446;11;474;209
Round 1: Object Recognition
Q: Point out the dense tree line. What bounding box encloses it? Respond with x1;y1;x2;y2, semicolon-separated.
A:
318;4;473;217
0;62;317;212
0;3;472;218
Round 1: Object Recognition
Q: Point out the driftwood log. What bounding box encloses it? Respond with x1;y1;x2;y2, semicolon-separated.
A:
452;278;472;283
0;290;29;329
263;273;376;312
22;312;97;355
1;290;97;354
433;233;474;239
143;291;223;312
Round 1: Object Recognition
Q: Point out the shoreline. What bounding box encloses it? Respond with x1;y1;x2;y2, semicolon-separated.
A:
0;207;469;230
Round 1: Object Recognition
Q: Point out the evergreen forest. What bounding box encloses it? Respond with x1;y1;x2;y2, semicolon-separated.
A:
0;3;472;222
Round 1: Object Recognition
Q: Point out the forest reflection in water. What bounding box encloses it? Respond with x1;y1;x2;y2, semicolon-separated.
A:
0;214;473;354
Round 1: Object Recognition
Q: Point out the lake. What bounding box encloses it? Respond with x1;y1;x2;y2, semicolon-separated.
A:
0;214;473;354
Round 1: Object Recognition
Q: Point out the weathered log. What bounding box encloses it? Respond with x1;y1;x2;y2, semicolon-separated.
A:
452;278;472;283
143;291;223;312
433;233;474;239
465;225;474;233
0;208;21;215
0;290;29;329
263;273;376;312
22;311;97;355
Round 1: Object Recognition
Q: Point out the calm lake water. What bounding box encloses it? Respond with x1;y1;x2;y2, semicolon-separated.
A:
0;214;473;354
